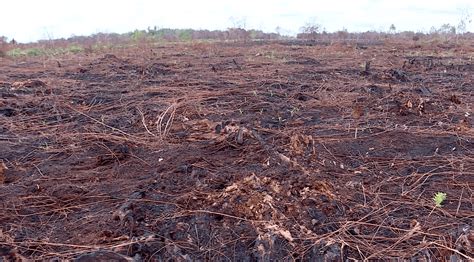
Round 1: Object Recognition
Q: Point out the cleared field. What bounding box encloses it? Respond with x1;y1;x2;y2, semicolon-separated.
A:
0;40;473;260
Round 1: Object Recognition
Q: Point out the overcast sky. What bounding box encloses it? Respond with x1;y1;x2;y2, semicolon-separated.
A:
1;0;473;43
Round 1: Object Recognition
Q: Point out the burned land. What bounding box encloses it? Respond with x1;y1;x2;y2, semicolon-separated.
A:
0;40;473;261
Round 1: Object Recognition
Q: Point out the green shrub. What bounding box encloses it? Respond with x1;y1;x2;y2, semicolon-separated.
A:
178;29;193;41
67;45;83;54
26;48;43;56
7;48;27;57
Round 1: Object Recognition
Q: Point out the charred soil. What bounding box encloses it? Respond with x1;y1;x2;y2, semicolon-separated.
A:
0;40;473;261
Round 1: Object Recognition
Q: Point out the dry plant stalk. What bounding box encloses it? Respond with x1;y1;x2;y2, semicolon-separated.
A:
137;107;155;136
156;103;177;140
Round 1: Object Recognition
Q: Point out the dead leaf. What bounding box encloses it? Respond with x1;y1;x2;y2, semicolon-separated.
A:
0;162;7;184
352;105;363;119
278;229;294;242
269;181;282;194
449;94;461;104
224;183;238;192
290;135;304;155
417;99;425;115
265;224;294;242
277;152;291;164
457;117;471;131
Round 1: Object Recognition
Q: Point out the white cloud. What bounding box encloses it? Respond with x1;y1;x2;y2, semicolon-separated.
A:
0;0;472;42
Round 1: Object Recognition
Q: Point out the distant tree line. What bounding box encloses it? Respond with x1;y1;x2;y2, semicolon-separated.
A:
1;21;473;56
61;28;282;46
297;14;472;40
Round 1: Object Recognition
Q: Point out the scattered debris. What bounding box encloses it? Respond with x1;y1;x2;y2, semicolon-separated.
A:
390;68;410;82
112;191;145;230
11;79;46;89
0;40;472;261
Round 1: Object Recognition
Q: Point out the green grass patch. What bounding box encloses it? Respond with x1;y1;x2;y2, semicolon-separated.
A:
7;45;84;57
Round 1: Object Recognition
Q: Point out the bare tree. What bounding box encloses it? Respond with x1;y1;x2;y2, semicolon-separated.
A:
300;21;321;34
0;36;8;58
229;16;247;29
457;9;472;34
389;24;396;34
0;36;8;44
275;26;282;35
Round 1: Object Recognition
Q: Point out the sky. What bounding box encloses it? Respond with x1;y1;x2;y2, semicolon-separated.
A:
1;0;473;43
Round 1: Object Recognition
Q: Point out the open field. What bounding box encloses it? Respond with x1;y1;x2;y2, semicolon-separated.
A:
0;40;473;261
